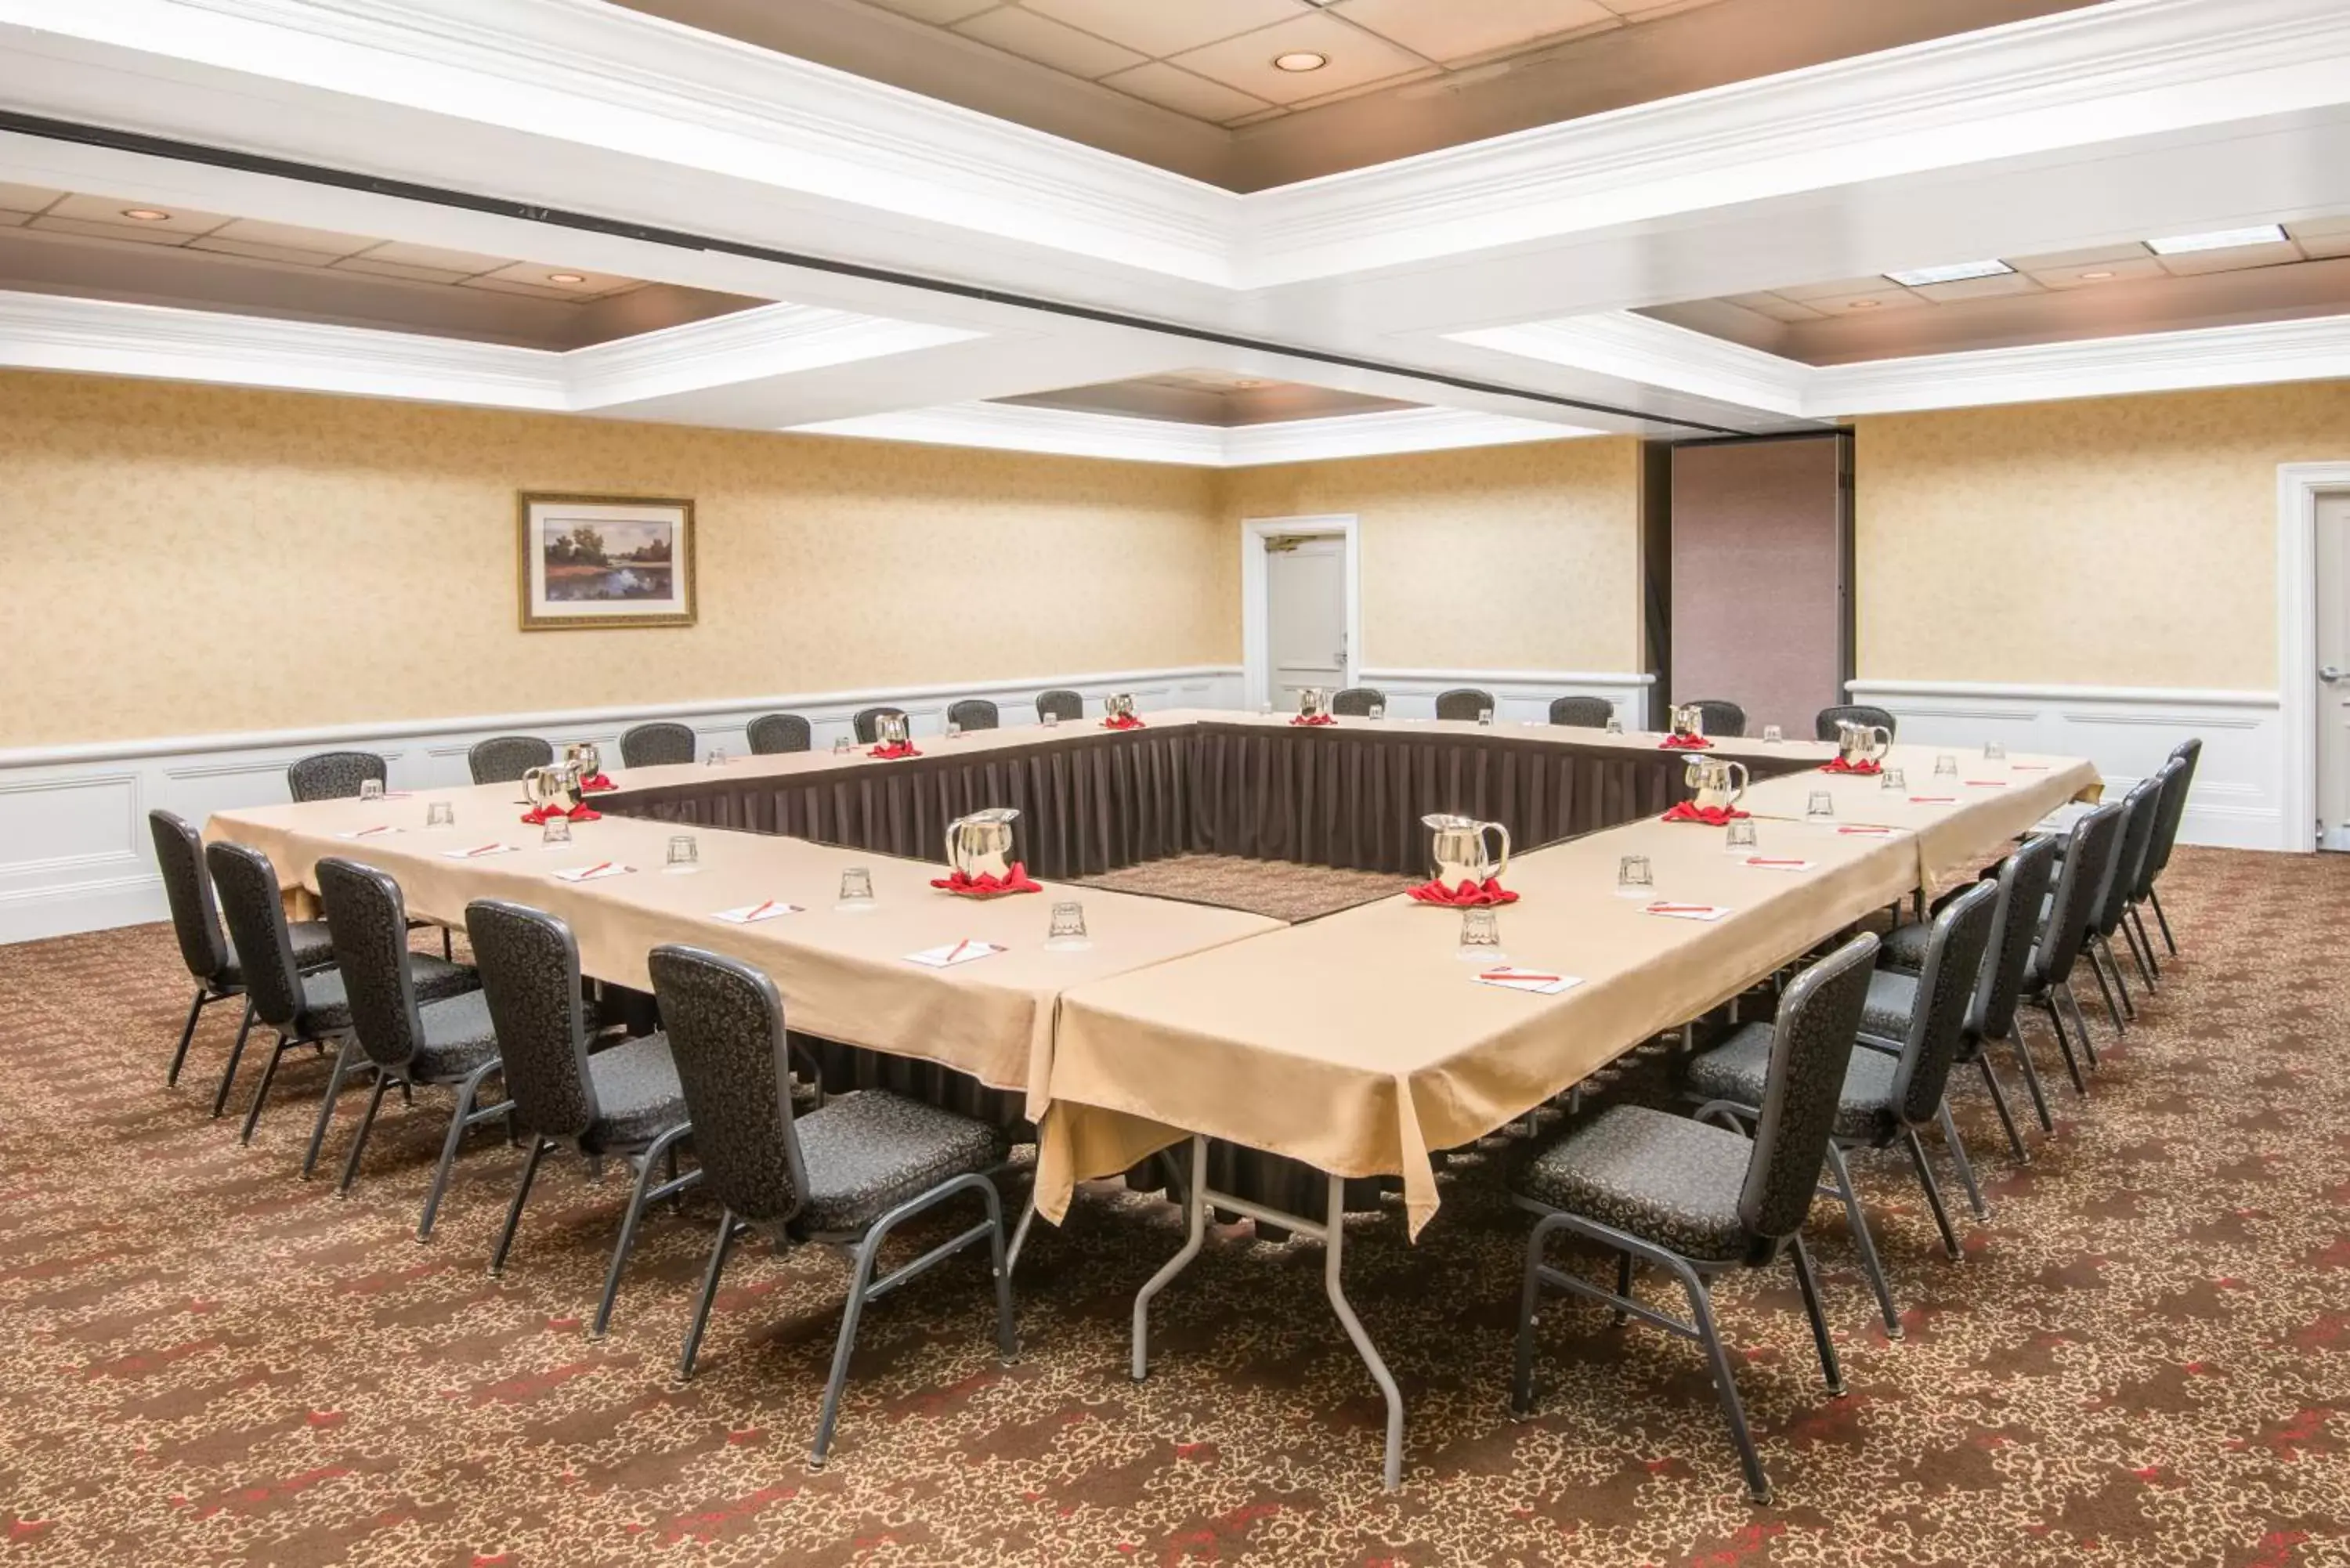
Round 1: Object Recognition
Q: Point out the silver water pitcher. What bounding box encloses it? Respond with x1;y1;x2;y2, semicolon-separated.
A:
522;763;583;817
562;741;602;777
945;807;1020;881
1423;812;1511;887
1296;687;1329;721
876;712;911;747
1685;755;1751;814
1104;692;1137;721
1835;720;1893;768
1668;703;1707;743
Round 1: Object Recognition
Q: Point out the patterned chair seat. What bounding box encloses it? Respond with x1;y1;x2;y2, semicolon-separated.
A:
793;1089;1008;1234
1858;969;1918;1042
1878;921;1931;972
219;919;334;989
1517;1104;1755;1263
296;954;475;1035
580;1033;689;1151
1686;1023;1900;1144
410;988;502;1081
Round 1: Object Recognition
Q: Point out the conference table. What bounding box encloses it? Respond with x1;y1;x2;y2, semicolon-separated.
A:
208;710;2096;1490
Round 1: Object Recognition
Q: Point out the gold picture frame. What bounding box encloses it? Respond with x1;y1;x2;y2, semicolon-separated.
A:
517;492;696;630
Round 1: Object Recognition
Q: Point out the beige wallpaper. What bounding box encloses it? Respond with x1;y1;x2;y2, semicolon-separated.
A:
2;371;1232;747
1219;438;1645;672
1856;383;2350;691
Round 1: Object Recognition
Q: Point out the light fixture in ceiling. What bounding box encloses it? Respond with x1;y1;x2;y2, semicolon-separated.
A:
1883;259;2014;287
121;208;172;222
2146;224;2288;255
1232;379;1268;388
2080;269;2116;280
547;272;588;284
1847;299;1882;309
1272;51;1329;72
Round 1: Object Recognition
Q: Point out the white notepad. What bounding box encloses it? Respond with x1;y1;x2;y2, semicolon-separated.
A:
441;842;517;860
1741;856;1815;873
1644;901;1730;923
906;940;1003;968
551;861;634;882
1474;966;1582;995
712;901;802;924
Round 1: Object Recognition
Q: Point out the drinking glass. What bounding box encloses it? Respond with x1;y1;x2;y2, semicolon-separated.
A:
1258;703;1273;717
1934;753;1959;779
1614;853;1654;898
945;720;963;741
1725;819;1759;854
666;834;700;873
1477;707;1495;727
1983;740;2008;761
1045;900;1091;952
704;747;728;768
359;779;385;802
425;801;455;829
1762;724;1784;744
1882;767;1907;790
1043;711;1061;728
1806;789;1835;820
836;866;875;911
1368;703;1386;721
540;816;573;847
1457;906;1506;961
833;735;855;754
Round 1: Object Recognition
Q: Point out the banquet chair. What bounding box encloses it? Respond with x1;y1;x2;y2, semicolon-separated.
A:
287;750;387;802
1687;880;1997;1337
2141;739;2200;954
650;943;1015;1467
947;699;1000;732
1036;689;1083;724
2110;761;2186;989
1509;933;1876;1505
2075;775;2164;1031
619;721;696;768
2020;800;2124;1096
467;735;553;786
1548;695;1614;729
313;858;510;1237
852;706;909;745
747;712;812;755
149;809;333;1098
205;840;475;1149
1434;688;1494;722
470;900;696;1339
1815;704;1896;742
1682;699;1748;739
1878;836;2063;1160
1330;687;1384;717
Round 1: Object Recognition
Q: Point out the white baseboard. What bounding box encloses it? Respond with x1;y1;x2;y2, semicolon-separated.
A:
1847;679;2282;851
0;666;1243;945
1351;668;1655;726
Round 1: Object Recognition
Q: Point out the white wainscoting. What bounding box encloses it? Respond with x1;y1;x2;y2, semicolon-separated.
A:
0;666;1243;945
1352;668;1656;727
1846;680;2283;851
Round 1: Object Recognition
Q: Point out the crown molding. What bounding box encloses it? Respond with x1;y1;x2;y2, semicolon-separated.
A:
1449;314;1810;417
562;301;983;409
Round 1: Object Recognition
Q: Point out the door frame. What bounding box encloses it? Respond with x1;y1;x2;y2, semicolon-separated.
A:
2276;463;2350;851
1242;513;1361;712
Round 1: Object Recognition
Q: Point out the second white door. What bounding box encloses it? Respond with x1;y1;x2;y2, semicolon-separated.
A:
1266;535;1348;710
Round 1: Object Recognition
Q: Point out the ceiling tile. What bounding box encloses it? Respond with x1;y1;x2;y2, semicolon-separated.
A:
0;182;64;215
1904;272;2044;303
330;255;475;285
0;211;27;229
2154;240;2303;276
42;193;229;237
1019;0;1305;59
1723;291;1827;323
1168;12;1428;106
459;275;590;302
952;5;1147;78
476;260;638;295
205;216;375;255
349;240;510;274
186;236;345;267
1097;61;1274;121
2020;256;2170;289
1328;0;1616;65
1774;275;1905;302
2298;233;2350;260
859;0;996;23
2285;216;2350;240
1799;287;1929;316
28;214;202;247
2004;242;2153;270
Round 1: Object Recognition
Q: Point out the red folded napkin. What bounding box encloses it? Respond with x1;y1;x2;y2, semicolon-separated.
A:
566;804;602;822
1407;876;1519;907
519;804;562;826
1289;714;1337;727
869;741;922;760
1101;714;1146;731
930;862;1043;898
1820;757;1881;775
1661;800;1751;826
1659;733;1712;750
580;774;616;792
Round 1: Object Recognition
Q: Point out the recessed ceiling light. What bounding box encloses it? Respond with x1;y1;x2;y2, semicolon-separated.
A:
1883;259;2014;287
1272;51;1328;72
2146;224;2287;255
548;272;588;284
1848;299;1882;309
2080;269;2116;280
1232;379;1268;388
121;208;172;222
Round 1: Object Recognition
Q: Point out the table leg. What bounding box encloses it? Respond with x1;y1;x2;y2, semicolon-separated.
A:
1319;1172;1405;1491
1130;1135;1207;1382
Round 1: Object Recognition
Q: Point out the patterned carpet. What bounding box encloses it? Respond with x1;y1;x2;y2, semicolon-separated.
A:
1076;853;1419;923
2;846;2345;1566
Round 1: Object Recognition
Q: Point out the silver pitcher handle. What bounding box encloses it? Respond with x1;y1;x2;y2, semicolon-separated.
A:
1726;761;1749;804
1483;822;1512;883
1869;725;1892;761
945;823;960;876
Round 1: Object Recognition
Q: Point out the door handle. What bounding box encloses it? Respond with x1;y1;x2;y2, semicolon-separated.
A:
2323;666;2345;683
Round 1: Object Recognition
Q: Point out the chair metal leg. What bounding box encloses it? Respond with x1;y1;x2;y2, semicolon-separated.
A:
678;1212;744;1382
168;988;207;1088
2085;942;2128;1033
1976;1053;2028;1162
1905;1128;1962;1260
238;1034;295;1144
1824;1141;1901;1338
1132;1135;1209;1383
337;1071;392;1194
1676;1262;1770;1505
2007;1017;2059;1129
591;1123;694;1339
1788;1236;1844;1396
811;1227;888;1470
1004;1185;1039;1279
1511;1216;1558;1414
2128;905;2160;985
489;1136;550;1277
1318;1172;1406;1492
418;1063;501;1240
2061;981;2102;1068
302;1037;360;1178
1936;1100;1989;1222
2148;886;2177;956
2034;998;2087;1095
1611;1250;1635;1327
212;999;256;1118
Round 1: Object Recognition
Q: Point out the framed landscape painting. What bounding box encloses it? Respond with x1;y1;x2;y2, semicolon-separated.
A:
517;493;696;630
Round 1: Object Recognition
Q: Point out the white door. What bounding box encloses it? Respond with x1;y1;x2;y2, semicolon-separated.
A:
2317;493;2350;848
1266;536;1348;711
